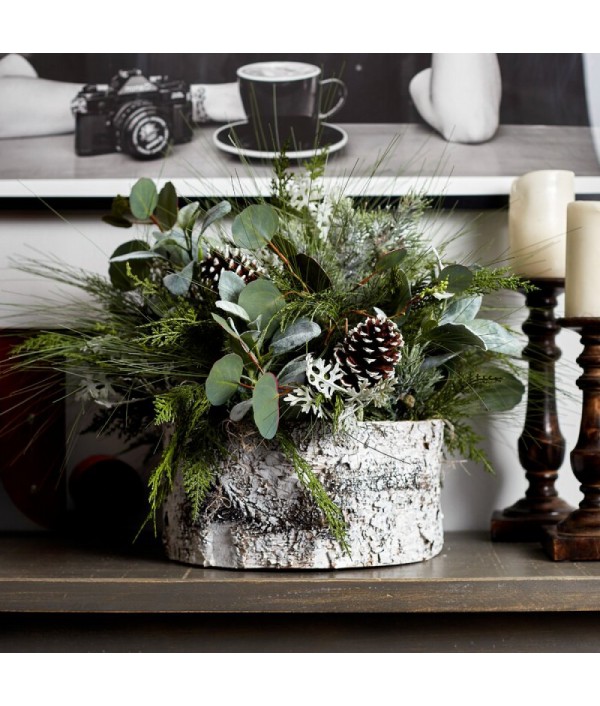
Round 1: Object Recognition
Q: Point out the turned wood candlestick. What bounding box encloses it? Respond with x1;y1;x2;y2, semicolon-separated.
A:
491;278;572;541
543;317;600;560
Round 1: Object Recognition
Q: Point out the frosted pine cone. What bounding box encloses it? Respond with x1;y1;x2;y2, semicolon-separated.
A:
334;314;404;391
198;247;261;291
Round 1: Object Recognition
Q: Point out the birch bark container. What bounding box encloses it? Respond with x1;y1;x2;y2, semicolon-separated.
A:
163;419;445;569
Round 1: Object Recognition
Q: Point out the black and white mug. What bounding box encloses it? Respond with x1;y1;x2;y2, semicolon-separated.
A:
237;61;347;150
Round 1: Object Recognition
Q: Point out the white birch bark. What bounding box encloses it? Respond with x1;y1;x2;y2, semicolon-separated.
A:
163;419;445;569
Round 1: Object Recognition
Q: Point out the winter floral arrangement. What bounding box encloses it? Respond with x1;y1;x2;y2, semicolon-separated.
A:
12;154;527;546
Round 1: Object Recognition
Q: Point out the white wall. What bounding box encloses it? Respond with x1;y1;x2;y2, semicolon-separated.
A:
0;207;584;531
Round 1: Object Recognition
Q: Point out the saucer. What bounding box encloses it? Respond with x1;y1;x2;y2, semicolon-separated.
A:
213;121;348;160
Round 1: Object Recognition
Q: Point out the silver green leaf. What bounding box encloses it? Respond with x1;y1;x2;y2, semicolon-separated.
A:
463;319;523;356
218;270;246;303
439;295;483;325
200;201;231;234
232;204;278;250
162;260;195;296
238;279;285;329
129;178;158;220
206;353;244;405
270;319;321;356
230;399;252;422
252;372;279;439
216;300;251;322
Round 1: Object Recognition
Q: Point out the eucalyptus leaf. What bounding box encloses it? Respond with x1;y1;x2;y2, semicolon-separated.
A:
375;248;407;272
129;178;158;220
230;399;252;422
278;358;307;385
212;313;240;339
238;279;285;328
108;240;151;291
200;201;231;234
216;300;251;321
206;353;243;405
270;319;321;355
440;295;483;325
232;204;278;250
252;372;280;439
438;264;474;294
464;319;523;356
162;260;195;296
218;270;246;303
155;182;178;231
110;250;163;263
177;202;200;235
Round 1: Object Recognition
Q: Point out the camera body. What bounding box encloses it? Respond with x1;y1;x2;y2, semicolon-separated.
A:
72;69;193;159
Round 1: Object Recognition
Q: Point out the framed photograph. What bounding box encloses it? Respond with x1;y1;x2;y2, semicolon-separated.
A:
1;53;600;202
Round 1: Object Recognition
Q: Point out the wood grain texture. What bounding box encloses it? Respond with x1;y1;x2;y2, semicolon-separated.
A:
2;532;600;614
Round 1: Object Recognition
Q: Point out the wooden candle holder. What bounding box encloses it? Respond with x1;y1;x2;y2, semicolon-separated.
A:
491;278;572;541
543;317;600;560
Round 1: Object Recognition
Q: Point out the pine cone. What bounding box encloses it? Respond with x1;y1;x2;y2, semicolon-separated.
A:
334;315;404;391
198;247;261;292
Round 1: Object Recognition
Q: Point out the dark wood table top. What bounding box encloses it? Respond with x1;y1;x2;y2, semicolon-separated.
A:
2;531;600;614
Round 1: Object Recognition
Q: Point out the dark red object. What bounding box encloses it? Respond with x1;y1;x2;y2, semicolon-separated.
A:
0;333;66;529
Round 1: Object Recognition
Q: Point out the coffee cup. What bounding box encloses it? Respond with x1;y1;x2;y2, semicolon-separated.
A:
236;61;347;151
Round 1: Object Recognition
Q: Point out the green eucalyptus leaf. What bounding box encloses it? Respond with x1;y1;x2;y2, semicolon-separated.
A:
230;399;252;422
278;358;307;385
177;202;201;236
129;178;158;220
238;279;285;328
464;319;523;356
437;264;474;294
289;253;332;293
206;353;244;405
440;295;483;325
464;366;525;413
212;313;240;339
162;261;195;296
108;240;151;291
270;319;321;355
200;201;231;234
218;270;246;303
232;204;278;250
426;323;486;351
216;300;251;322
375;248;407;272
110;249;163;263
252;372;280;439
155;182;178;231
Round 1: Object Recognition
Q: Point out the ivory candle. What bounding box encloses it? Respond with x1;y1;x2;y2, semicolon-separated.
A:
508;170;575;278
565;201;600;317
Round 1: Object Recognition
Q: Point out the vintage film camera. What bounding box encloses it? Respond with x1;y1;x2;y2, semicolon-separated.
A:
72;69;193;159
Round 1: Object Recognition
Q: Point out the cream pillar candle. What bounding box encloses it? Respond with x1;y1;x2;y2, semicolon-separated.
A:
508;170;575;278
565;201;600;317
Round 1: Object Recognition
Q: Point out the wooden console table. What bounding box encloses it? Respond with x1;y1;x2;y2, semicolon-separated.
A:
1;532;600;652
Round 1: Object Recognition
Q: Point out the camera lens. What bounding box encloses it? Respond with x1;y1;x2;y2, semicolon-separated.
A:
113;100;171;159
